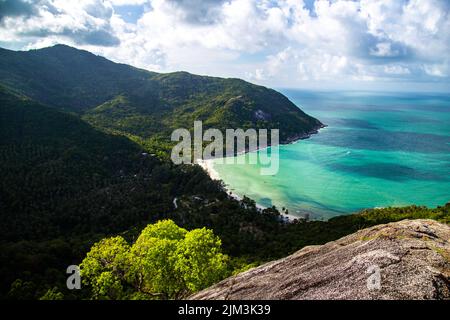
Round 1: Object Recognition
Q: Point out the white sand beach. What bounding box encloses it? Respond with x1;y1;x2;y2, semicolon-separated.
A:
196;158;220;181
197;158;298;222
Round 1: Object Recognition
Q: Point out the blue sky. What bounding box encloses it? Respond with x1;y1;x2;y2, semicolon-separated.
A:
113;4;146;23
0;0;449;92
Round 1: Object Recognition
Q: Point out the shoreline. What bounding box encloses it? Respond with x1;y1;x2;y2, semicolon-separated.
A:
197;158;306;222
196;125;327;222
196;158;221;181
236;123;328;155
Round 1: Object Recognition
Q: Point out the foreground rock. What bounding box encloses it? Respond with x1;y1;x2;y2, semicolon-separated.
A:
191;219;450;300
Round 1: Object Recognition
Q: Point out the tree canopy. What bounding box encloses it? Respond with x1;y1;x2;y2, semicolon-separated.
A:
80;220;229;299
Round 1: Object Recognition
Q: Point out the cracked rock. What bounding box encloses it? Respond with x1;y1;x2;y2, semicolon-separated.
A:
190;219;450;300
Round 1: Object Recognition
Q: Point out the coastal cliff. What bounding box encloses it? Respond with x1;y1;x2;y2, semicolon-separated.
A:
191;219;450;300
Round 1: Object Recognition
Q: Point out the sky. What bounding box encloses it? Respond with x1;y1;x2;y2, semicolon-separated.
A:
0;0;449;92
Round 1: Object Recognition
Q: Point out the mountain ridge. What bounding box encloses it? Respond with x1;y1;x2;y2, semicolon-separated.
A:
0;45;324;143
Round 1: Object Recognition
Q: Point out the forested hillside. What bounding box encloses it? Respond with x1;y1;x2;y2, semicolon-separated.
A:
0;46;448;300
0;45;323;143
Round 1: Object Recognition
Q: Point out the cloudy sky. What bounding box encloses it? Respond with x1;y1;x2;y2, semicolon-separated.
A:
0;0;449;91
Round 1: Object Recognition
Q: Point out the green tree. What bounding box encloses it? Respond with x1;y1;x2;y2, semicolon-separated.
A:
80;220;230;300
79;236;130;299
175;228;228;292
92;271;124;300
129;220;188;299
7;279;36;300
39;287;64;300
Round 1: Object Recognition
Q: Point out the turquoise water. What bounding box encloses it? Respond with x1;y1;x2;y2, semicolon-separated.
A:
212;90;450;220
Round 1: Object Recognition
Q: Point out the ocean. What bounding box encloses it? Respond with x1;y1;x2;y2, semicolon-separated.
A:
211;90;450;220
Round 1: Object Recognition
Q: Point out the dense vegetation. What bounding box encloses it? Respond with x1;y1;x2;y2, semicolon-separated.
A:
0;45;323;143
79;220;229;300
0;87;222;240
0;45;448;300
0;87;226;299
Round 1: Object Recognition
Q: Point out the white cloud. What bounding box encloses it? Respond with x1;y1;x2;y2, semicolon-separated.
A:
1;0;449;90
370;43;399;57
0;0;120;46
384;65;411;75
423;63;449;77
109;0;148;5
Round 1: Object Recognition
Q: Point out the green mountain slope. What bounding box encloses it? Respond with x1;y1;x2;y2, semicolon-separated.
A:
1;45;446;300
0;86;448;300
0;86;179;240
0;86;226;298
0;86;254;245
0;45;323;142
0;45;154;111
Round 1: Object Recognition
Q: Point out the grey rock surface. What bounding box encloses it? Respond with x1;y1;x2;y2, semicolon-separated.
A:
191;219;450;300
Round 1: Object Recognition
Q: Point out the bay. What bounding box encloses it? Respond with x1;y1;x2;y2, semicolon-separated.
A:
211;90;450;220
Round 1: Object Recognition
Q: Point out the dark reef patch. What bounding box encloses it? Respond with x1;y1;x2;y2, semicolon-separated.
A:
328;162;449;182
313;129;450;154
